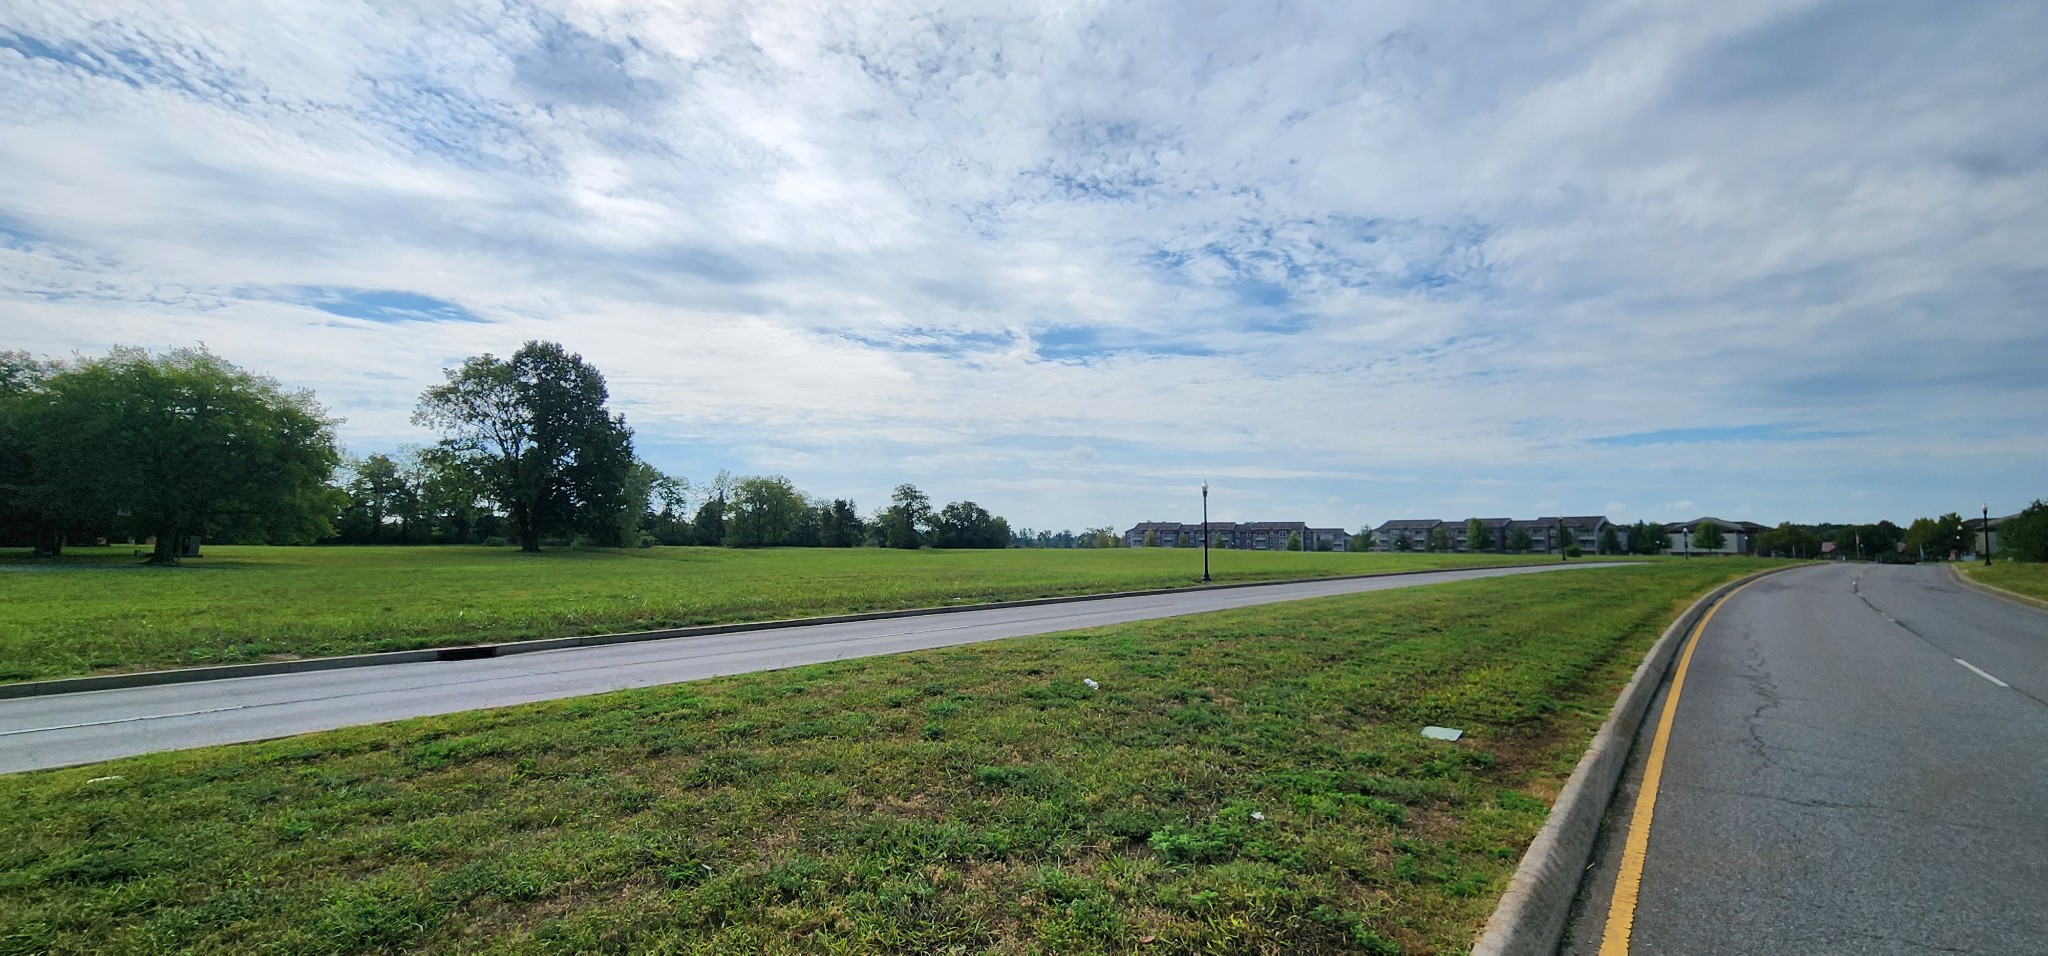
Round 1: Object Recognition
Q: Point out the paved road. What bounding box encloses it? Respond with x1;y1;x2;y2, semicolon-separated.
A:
0;562;1621;775
1564;563;2048;955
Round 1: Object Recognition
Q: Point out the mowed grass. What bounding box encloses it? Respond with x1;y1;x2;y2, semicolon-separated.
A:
0;545;1567;682
0;561;1769;954
1965;562;2048;603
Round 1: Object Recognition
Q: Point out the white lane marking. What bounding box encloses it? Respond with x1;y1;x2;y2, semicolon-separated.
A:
1954;658;2011;688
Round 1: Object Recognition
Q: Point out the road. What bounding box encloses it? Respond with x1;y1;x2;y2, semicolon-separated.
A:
1564;563;2048;954
0;562;1621;775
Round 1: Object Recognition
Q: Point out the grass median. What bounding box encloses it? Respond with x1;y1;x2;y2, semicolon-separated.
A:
1961;562;2048;603
0;545;1571;683
0;560;1769;954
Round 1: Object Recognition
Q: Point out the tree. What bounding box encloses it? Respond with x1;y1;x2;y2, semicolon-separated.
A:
1212;532;1229;549
1693;521;1727;551
933;500;1011;549
1628;520;1667;555
0;351;58;550
880;484;932;549
724;475;805;547
1598;525;1622;555
820;498;864;548
1465;518;1493;552
335;453;416;544
692;472;730;546
414;342;633;552
1426;527;1450;552
1356;526;1376;551
1285;530;1303;551
1394;532;1412;552
1902;513;1969;560
1142;529;1158;548
1995;500;2048;561
1507;528;1534;553
15;347;340;563
1756;522;1821;559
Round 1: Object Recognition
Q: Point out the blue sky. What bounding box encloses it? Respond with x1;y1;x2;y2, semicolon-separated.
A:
3;0;2044;531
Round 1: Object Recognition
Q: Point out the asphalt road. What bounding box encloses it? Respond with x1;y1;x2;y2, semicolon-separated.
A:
0;561;1622;775
1563;563;2048;955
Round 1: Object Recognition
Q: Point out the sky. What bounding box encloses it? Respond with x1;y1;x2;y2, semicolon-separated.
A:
3;0;2044;533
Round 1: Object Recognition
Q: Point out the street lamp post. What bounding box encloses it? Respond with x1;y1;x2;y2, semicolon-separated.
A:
1984;505;1993;567
1201;483;1212;582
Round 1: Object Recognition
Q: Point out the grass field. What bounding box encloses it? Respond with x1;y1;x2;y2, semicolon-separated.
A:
1962;562;2048;603
0;560;1768;954
0;545;1574;683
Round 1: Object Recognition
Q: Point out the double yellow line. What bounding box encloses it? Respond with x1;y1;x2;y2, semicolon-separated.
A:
1597;577;1761;955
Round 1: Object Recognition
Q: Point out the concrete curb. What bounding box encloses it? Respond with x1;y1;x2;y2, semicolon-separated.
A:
1470;564;1800;956
0;561;1593;700
1951;565;2048;612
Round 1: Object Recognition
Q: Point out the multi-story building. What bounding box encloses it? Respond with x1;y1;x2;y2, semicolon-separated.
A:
1374;515;1626;554
1663;518;1767;556
1121;521;1350;551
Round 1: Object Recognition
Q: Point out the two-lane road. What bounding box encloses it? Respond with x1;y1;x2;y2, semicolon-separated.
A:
1567;563;2048;954
1;562;1623;775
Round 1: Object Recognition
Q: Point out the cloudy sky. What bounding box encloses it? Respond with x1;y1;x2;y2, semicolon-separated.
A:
4;0;2044;532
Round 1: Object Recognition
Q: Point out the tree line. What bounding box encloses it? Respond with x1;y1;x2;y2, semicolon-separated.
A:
2;343;1015;560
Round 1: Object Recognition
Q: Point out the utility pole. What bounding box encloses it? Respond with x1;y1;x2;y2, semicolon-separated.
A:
1984;505;1992;567
1201;483;1211;582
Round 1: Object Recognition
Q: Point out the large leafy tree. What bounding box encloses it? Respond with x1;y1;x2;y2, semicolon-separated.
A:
15;347;339;563
414;341;633;552
880;483;932;549
724;475;805;547
1693;521;1727;551
1994;501;2048;561
932;500;1011;549
1464;518;1493;552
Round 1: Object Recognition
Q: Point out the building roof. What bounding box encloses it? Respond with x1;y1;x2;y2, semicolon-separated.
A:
1375;519;1443;531
1663;517;1765;533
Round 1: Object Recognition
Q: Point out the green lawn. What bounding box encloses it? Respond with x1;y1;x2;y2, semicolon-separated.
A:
1962;562;2048;603
0;545;1571;683
0;560;1768;954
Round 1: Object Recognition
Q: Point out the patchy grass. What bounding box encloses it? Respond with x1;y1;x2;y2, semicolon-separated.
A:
1963;562;2048;603
0;545;1575;682
0;560;1768;954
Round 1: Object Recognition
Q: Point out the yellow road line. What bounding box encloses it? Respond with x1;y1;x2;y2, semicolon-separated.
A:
1598;578;1760;955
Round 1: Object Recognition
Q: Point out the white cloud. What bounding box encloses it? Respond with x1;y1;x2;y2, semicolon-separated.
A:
2;0;2044;530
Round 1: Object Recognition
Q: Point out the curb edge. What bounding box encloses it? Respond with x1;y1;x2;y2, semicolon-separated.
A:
1470;563;1801;956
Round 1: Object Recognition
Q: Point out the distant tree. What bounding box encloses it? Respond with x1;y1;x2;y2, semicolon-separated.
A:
820;498;863;548
1315;537;1333;552
1211;532;1228;549
1465;518;1493;552
1356;526;1376;551
0;351;58;550
17;347;340;563
933;500;1011;549
1142;529;1158;548
1285;530;1303;551
1693;521;1727;551
1394;532;1412;552
1902;513;1969;560
414;342;632;552
1507;528;1534;553
1426;527;1450;552
1628;520;1666;555
1996;500;2048;561
879;484;932;549
1598;525;1622;555
724;475;805;547
1756;522;1820;559
334;453;416;544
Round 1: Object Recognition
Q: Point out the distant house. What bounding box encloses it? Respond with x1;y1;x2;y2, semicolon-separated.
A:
1121;521;1348;551
1664;518;1767;556
1974;513;2019;557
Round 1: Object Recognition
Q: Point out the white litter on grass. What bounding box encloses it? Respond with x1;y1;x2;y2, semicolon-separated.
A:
86;775;123;784
1083;678;1100;691
1250;811;1265;822
1421;726;1464;742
